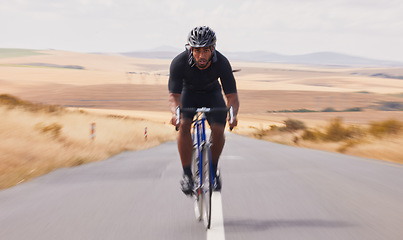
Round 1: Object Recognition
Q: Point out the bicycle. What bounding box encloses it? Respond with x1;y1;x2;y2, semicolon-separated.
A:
176;106;233;229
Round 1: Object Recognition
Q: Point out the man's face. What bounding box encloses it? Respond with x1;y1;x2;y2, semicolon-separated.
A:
192;46;213;69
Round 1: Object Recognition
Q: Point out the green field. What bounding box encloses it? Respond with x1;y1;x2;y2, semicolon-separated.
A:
0;48;45;58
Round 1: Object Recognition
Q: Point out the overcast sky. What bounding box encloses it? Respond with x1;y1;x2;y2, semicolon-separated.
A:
1;0;402;62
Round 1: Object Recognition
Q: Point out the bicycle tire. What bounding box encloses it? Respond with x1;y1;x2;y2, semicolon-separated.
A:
191;147;203;221
202;144;212;229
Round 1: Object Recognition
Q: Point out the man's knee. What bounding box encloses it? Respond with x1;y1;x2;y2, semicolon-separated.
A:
211;123;225;131
179;118;192;133
211;124;225;138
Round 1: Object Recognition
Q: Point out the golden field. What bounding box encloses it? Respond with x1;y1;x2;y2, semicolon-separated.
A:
1;49;403;188
0;97;176;189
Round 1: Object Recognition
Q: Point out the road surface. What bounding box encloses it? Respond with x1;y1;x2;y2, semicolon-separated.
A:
1;134;402;239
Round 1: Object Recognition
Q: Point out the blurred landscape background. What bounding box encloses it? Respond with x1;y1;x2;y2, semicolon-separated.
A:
1;0;403;189
1;47;403;189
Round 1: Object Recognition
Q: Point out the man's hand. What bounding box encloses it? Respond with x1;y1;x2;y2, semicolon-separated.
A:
226;93;240;131
170;114;176;126
228;116;238;130
171;114;180;129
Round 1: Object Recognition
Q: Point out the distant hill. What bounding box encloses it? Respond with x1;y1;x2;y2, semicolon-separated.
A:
120;51;178;60
2;47;399;67
224;51;402;67
0;48;45;58
119;46;182;60
118;46;402;67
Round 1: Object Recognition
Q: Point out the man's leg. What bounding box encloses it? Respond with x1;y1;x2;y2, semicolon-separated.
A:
210;123;225;191
178;118;194;195
178;118;193;169
210;124;225;172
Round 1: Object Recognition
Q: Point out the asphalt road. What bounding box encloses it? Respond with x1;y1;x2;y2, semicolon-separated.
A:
1;134;402;240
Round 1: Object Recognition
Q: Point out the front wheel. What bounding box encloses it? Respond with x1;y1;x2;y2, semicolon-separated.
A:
192;147;203;221
202;144;212;229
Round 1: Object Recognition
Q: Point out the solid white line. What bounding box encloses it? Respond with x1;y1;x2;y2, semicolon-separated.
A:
207;192;226;240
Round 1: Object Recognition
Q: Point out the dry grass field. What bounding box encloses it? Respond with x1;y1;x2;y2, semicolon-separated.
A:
1;48;403;188
0;95;176;189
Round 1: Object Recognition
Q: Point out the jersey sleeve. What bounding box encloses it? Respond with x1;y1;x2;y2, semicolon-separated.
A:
219;55;238;95
168;53;185;94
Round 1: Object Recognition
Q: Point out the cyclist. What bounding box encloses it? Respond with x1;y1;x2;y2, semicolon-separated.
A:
168;26;240;195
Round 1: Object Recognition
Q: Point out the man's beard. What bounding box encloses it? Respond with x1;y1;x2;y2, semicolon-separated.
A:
195;56;212;69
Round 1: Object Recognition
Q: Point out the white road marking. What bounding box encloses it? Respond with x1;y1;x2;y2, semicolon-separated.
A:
207;192;226;240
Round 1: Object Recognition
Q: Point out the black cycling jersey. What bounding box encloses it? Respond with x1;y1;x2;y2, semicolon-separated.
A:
169;49;237;125
168;50;237;94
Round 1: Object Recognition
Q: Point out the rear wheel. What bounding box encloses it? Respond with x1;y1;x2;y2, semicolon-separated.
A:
202;144;212;229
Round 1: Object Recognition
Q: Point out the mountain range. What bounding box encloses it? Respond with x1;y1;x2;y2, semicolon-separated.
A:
118;46;402;67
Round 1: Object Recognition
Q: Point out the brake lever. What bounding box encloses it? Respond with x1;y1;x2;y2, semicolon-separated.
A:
175;106;180;131
229;106;234;131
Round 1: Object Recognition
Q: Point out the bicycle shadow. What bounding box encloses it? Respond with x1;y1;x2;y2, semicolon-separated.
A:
224;218;355;232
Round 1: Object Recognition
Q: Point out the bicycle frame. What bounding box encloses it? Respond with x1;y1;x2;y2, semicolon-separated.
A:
189;110;214;229
176;106;233;189
192;112;213;193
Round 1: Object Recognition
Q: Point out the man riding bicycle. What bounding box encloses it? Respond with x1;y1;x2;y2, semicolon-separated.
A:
168;26;240;195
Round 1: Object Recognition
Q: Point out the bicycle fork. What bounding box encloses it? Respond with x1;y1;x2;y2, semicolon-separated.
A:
198;116;214;193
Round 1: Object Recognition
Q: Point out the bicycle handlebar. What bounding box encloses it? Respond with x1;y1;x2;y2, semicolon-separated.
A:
175;106;234;131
